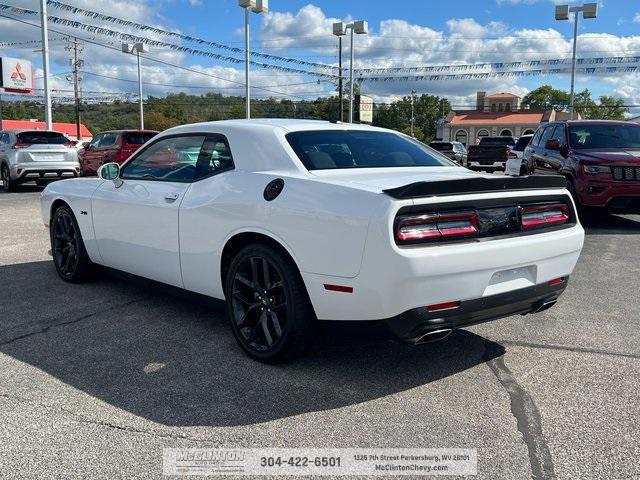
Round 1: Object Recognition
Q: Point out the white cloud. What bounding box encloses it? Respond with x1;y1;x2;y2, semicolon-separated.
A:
189;0;203;6
634;13;640;23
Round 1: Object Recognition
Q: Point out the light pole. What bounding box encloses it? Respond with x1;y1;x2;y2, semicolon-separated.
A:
39;0;52;130
239;0;268;119
410;90;417;137
344;20;368;123
555;3;598;119
122;42;149;130
333;22;346;122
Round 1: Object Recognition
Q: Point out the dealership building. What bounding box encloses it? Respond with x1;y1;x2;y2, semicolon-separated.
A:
437;91;574;146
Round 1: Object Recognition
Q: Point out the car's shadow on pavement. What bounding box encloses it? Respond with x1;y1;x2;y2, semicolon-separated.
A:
581;212;640;235
0;260;504;427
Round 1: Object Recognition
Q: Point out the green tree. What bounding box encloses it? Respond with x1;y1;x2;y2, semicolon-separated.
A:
521;85;569;110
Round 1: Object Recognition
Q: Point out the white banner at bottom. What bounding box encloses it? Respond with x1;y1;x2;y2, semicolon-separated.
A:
163;448;477;476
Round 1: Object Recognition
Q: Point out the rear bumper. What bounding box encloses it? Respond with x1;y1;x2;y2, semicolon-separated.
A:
468;160;505;170
11;162;80;183
384;279;567;341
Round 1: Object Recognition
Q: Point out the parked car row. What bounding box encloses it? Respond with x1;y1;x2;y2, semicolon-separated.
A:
505;120;640;214
0;128;158;191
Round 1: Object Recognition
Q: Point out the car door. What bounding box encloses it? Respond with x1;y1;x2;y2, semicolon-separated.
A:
80;134;103;175
93;133;120;170
91;134;206;287
532;125;556;175
543;125;566;175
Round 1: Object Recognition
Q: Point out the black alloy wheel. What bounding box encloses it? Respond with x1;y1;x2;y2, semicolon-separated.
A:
226;244;314;362
51;206;92;282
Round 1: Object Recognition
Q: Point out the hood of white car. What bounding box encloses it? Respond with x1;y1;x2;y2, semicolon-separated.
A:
310;167;483;191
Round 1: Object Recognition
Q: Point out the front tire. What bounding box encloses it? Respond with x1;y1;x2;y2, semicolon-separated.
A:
1;164;17;192
50;205;93;282
225;244;315;362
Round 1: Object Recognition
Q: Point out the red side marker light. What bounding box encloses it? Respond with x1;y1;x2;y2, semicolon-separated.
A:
426;300;461;312
324;284;353;293
548;277;565;287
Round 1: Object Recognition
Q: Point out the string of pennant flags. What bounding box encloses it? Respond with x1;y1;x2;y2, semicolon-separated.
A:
2;2;639;85
354;56;640;75
0;3;340;79
44;0;340;72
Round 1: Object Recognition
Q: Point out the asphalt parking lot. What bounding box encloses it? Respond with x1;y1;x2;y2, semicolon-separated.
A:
1;187;639;480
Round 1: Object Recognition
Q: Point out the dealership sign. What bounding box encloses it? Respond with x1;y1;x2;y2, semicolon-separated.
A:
0;57;34;93
358;95;374;124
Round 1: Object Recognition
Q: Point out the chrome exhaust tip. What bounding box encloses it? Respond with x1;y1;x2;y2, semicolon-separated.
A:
531;299;557;314
413;328;453;345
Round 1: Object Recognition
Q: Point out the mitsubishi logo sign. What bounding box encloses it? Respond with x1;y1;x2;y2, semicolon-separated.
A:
0;57;34;93
11;62;27;81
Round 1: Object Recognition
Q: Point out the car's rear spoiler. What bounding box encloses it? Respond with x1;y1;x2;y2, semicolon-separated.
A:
383;175;567;199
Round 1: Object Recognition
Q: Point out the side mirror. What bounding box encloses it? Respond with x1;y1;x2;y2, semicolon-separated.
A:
545;139;560;151
559;144;570;158
97;162;123;187
83;142;92;150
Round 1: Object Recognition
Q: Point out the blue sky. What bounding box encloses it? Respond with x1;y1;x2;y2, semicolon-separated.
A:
0;0;639;111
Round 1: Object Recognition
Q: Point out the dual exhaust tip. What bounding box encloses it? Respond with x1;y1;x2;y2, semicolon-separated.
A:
411;328;453;345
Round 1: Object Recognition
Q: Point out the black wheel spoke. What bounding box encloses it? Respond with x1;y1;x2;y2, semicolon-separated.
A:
231;253;288;353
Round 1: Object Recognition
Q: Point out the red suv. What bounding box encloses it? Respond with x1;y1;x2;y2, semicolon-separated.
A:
79;130;158;176
523;120;640;214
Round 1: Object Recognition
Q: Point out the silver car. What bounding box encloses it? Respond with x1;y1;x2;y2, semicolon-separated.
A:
0;130;80;192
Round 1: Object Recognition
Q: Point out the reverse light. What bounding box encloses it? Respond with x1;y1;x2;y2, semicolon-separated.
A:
520;203;569;230
395;211;479;244
583;165;611;175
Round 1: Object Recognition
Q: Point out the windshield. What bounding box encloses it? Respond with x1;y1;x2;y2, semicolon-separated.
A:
513;136;532;152
568;124;640;149
123;132;158;145
286;130;455;170
429;142;453;151
16;131;69;145
479;137;515;146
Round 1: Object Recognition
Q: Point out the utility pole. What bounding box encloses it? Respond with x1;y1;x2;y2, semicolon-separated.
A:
338;36;343;122
40;0;52;130
410;90;416;137
68;38;84;141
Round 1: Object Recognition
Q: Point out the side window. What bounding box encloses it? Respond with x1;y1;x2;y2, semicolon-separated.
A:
539;126;555;148
121;135;206;182
90;134;103;148
551;125;565;144
99;133;118;148
0;133;8;145
194;134;235;181
530;127;544;147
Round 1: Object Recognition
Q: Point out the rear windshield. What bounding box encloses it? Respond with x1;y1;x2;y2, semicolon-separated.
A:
286;130;455;170
17;131;68;145
479;137;515;146
123;132;157;145
568;124;640;149
513;136;532;152
429;142;453;151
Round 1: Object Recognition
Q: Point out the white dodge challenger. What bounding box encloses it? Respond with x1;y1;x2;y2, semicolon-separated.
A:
41;119;585;361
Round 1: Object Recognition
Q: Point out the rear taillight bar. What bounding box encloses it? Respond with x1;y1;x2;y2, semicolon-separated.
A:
520;203;569;230
12;142;30;149
395;211;479;244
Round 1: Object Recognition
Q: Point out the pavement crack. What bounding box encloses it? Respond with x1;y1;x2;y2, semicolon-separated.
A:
0;297;147;346
484;344;556;480
0;392;213;444
497;339;640;360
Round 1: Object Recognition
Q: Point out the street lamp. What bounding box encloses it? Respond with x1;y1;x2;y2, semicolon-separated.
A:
122;42;149;130
344;20;368;123
333;22;346;122
239;0;269;119
555;2;598;119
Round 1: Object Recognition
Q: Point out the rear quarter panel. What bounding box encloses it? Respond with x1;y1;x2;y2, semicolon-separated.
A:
179;171;389;299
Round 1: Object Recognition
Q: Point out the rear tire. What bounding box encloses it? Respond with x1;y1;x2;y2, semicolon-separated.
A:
225;244;315;362
1;164;17;192
50;205;93;283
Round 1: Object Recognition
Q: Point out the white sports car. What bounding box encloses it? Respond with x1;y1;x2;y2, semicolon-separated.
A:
41;119;585;361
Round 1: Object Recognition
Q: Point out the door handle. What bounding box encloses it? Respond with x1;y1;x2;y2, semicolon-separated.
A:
164;192;180;201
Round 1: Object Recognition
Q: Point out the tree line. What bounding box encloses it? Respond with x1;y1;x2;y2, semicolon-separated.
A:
0;85;628;140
